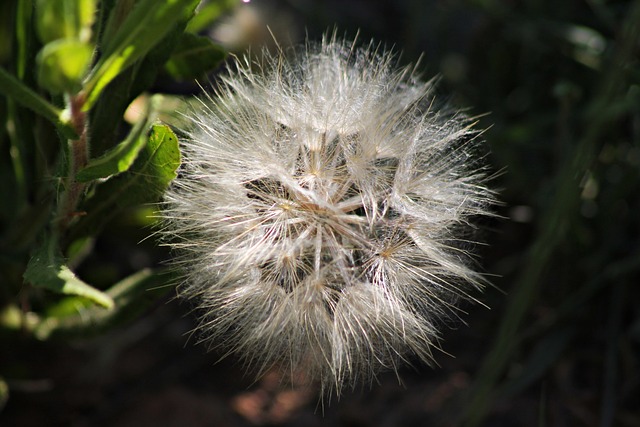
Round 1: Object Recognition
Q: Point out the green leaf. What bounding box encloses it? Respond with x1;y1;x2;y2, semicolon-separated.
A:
24;236;115;309
90;14;189;156
83;0;200;109
99;0;137;48
68;124;180;241
34;268;176;339
37;38;93;94
164;32;227;81
101;123;180;207
76;100;151;182
0;67;77;138
35;0;96;43
143;124;181;192
14;0;35;81
186;0;239;33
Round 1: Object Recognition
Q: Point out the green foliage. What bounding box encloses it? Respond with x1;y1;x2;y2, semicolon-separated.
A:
88;124;181;210
24;235;115;309
35;0;96;43
34;268;178;340
165;32;227;80
36;38;93;94
185;0;239;33
76;100;152;182
3;0;637;424
68;124;180;242
123;124;181;202
83;0;201;109
0;0;231;354
0;67;76;137
87;0;206;156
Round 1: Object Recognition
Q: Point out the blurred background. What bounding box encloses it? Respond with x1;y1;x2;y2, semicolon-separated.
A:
2;0;639;426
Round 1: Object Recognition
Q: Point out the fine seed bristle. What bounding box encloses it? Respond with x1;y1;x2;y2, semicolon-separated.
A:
160;33;495;394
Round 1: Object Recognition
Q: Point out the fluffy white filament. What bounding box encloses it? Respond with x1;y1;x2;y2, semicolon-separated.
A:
161;35;494;393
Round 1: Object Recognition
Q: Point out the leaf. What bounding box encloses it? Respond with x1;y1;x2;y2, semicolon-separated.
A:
0;67;76;138
89;15;189;156
68;124;180;241
35;0;96;43
97;0;136;48
164;32;227;81
34;268;177;340
24;236;114;309
36;38;93;94
186;0;239;33
76;100;151;182
83;0;200;109
103;123;181;207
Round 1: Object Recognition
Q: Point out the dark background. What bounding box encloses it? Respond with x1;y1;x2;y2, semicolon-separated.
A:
2;0;639;426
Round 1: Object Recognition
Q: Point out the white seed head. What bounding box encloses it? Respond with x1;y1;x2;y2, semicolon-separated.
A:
161;34;494;393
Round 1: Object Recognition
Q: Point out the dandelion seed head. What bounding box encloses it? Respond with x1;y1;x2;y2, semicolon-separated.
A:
161;33;494;393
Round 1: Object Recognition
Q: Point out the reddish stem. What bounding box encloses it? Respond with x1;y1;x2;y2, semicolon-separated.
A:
56;93;88;234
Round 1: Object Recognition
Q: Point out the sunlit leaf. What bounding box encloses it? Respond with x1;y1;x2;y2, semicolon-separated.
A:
68;124;180;241
90;16;188;156
102;123;181;206
76;101;151;182
83;0;200;109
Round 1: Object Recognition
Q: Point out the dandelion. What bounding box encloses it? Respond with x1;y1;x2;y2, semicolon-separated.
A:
161;34;494;393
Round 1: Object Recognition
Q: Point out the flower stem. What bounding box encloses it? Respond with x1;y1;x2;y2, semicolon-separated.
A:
55;93;89;235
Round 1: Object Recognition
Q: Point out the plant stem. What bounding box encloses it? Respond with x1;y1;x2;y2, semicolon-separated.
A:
55;93;89;235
